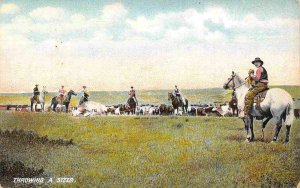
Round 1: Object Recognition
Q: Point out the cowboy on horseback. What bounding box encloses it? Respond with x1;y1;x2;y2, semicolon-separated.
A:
173;85;186;105
79;86;89;105
33;84;40;103
241;57;269;118
58;85;66;104
129;86;138;105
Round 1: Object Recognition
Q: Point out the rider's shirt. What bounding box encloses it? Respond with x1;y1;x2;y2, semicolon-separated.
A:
82;89;89;97
33;87;40;95
253;67;268;84
129;89;136;97
174;88;180;96
59;89;66;96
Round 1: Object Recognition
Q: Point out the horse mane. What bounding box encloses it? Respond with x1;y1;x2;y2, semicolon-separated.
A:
233;73;244;86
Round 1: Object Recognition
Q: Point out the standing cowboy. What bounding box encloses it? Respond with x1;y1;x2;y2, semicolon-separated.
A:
79;86;90;105
173;85;186;105
33;84;40;103
241;57;268;118
129;86;138;105
58;85;66;104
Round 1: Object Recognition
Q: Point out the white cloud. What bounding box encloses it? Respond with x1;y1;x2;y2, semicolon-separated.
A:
0;3;20;14
101;3;127;25
127;16;163;35
71;14;86;23
29;6;65;21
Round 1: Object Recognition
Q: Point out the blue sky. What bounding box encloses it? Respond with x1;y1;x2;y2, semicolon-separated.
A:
0;0;299;92
5;0;299;18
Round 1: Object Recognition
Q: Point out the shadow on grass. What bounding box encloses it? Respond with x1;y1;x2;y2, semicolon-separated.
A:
0;129;74;146
225;134;245;142
0;160;44;187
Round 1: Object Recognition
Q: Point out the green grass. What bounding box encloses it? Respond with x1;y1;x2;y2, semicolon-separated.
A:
0;111;299;187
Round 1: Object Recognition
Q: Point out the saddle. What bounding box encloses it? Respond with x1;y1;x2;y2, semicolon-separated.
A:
253;88;269;103
254;88;269;117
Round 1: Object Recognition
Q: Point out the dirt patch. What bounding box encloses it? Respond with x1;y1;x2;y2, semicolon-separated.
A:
0;129;74;146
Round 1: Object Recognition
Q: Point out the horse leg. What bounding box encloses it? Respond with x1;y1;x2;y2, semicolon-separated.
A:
249;116;255;141
285;125;291;144
244;116;252;142
65;103;69;113
272;116;282;142
30;101;33;112
53;103;57;112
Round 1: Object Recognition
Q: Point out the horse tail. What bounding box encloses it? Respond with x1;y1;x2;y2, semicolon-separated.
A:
284;102;294;126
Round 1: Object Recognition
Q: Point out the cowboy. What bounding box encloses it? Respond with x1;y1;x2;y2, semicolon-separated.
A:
58;85;66;104
241;57;268;118
33;84;40;103
79;86;89;105
129;86;138;105
173;85;186;105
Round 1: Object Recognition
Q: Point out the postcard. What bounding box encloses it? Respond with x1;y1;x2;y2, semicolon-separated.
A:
0;0;299;187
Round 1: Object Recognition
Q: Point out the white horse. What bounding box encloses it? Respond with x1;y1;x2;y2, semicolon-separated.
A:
223;72;294;143
30;86;48;112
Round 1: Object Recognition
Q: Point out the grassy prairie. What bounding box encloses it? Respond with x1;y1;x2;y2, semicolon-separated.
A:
0;111;299;187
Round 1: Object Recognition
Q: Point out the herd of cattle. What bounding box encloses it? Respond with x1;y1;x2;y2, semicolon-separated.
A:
1;102;300;119
0;101;300;119
71;101;237;117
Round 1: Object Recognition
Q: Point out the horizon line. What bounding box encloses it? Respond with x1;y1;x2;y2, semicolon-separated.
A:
0;85;299;94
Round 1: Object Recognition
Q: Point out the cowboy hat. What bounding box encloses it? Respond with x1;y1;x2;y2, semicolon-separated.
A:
252;57;263;65
83;86;86;88
35;84;39;86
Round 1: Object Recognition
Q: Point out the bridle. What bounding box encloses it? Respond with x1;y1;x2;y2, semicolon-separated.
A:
224;73;247;90
168;93;175;101
224;74;236;90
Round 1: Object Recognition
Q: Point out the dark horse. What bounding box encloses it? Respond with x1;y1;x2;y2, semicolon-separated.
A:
168;92;188;115
229;96;238;117
50;90;76;112
126;97;137;115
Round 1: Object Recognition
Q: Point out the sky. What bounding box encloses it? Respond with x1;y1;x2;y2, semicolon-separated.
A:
0;0;299;92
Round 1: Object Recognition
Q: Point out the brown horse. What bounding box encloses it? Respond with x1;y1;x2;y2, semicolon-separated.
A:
168;92;188;115
126;97;137;115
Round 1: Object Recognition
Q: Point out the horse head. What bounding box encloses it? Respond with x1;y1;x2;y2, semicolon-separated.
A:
68;89;77;96
223;71;244;90
168;92;173;101
42;86;48;94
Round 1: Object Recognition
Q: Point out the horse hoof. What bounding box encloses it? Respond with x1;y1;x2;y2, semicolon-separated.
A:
271;140;277;144
284;140;289;144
